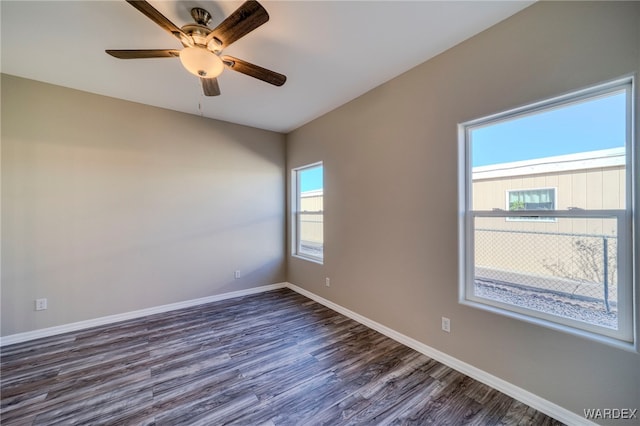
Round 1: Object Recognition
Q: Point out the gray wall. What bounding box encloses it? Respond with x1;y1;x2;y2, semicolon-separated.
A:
1;74;286;336
287;1;640;420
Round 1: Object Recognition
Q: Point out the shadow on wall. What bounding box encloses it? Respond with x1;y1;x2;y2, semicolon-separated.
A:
1;75;287;336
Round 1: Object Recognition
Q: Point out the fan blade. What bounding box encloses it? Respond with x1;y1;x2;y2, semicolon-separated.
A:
126;0;192;46
223;56;286;87
106;49;180;59
201;78;221;96
206;1;269;49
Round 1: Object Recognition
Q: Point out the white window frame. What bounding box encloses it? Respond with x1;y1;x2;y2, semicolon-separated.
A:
291;162;324;264
505;187;557;222
458;77;636;349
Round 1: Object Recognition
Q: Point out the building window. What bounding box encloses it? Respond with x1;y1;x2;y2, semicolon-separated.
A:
459;77;635;346
292;162;324;263
507;188;556;222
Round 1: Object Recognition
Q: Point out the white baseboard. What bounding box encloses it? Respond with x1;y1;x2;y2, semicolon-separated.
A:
285;282;594;426
0;282;287;347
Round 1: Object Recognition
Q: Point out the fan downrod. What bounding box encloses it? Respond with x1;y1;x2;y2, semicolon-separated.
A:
190;8;212;26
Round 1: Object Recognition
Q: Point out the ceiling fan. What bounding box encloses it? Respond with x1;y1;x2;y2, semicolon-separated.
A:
106;0;286;96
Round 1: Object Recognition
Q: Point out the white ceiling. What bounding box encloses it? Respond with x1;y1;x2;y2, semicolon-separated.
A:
1;1;533;133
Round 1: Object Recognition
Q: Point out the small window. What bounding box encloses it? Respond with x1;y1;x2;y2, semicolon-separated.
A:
507;188;556;222
459;77;635;346
292;163;324;263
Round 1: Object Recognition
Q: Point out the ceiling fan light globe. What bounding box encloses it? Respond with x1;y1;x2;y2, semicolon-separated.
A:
179;46;224;78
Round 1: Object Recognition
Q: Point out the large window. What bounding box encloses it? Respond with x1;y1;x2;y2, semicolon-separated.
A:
459;78;635;346
292;162;324;263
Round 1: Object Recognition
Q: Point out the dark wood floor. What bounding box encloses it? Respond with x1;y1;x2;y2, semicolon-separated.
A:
1;288;563;425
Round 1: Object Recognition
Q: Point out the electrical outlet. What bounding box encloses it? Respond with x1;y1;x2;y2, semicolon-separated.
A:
234;270;241;279
441;317;451;333
325;277;330;287
35;298;48;311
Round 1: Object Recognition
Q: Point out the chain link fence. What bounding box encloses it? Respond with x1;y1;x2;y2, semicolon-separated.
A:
475;228;617;312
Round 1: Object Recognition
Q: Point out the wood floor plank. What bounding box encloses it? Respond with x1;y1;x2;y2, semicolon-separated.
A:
1;288;564;425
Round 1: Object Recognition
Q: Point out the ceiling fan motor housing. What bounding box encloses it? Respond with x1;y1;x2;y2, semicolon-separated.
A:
181;8;222;52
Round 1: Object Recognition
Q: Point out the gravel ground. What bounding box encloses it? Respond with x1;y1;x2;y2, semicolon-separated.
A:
474;280;617;329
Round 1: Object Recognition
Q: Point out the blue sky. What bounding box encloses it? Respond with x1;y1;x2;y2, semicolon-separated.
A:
471;90;626;167
300;165;323;192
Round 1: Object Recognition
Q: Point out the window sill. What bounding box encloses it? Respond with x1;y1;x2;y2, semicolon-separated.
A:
292;254;324;265
459;297;637;353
